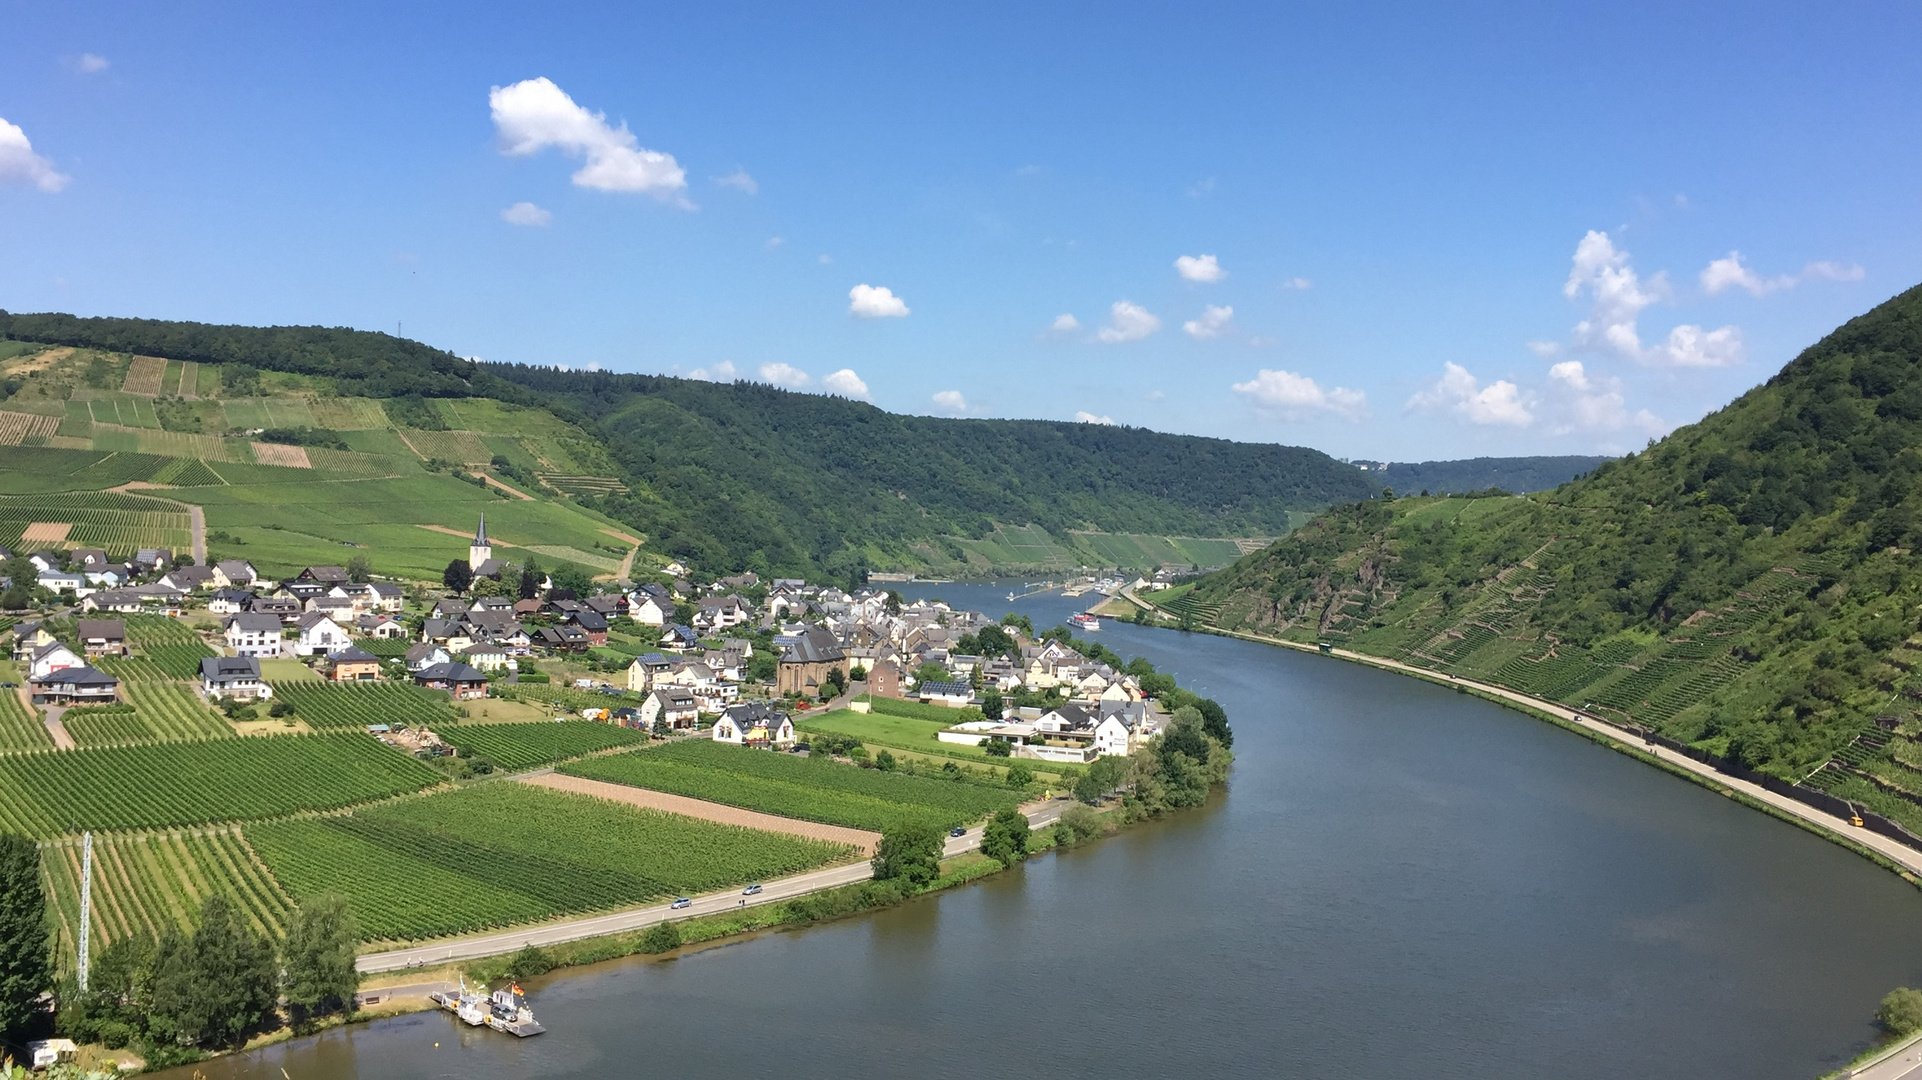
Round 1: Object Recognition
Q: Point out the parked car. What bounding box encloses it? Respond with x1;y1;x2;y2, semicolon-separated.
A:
949;826;967;837
671;897;692;910
742;884;763;896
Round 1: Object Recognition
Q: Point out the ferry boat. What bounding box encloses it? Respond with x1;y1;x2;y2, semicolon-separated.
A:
1070;612;1101;631
431;979;546;1037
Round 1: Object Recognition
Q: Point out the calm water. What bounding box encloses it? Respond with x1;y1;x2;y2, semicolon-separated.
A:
180;581;1922;1079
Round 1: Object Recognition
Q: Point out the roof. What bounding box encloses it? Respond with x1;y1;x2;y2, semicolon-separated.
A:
33;664;117;686
166;566;216;584
779;626;845;665
458;641;505;656
327;645;378;663
474;514;488;545
301;565;350;583
723;700;787;725
201;656;261;681
404;642;447;662
215;559;255;578
651;687;697;708
370;582;403;598
75;619;125;640
573;611;608;631
919;680;973;698
297;611;344;632
416;661;488;683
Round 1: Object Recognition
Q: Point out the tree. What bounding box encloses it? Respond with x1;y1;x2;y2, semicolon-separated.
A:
874;749;897;771
980;809;1030;866
550;564;593;598
980;686;1003;720
442;559;473;594
345;555;372;584
283;894;359;1026
1000;613;1033;637
913;661;949;686
639;921;682;954
1004;761;1033;788
1195;698;1233;749
518;558;543;601
972;625;1015;658
1880;987;1922;1036
982;737;1012;757
871;823;943;888
151;895;279;1048
0;833;51;1039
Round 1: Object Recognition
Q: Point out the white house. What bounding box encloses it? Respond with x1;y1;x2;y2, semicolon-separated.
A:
28;642;83;680
403;642;451;673
225;613;285;658
693;594;752;632
629;593;669;627
200;656;272;701
37;571;86;595
208;588;254;616
1092;713;1137;757
711;702;794;747
457;641;509;672
637;687;699;732
211;560;258;589
294;613;352;657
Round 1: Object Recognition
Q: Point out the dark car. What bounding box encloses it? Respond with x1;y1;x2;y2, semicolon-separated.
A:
949;826;967;837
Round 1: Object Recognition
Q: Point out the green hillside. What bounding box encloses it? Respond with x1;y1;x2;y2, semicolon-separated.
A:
1188;284;1922;831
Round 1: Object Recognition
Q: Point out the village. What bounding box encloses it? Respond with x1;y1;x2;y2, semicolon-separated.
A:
2;516;1177;765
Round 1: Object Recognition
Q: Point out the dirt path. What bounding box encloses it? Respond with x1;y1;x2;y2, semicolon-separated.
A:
473;472;534;500
188;504;206;563
520;773;881;854
41;702;75;749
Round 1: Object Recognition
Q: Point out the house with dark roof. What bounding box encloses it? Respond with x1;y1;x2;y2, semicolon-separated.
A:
208;588;256;616
403;642;452;672
212;560;258;589
638;687;699;731
159;566;216;592
571;610;609;646
75;619;127;657
30;665;118;706
535;625;590;652
712;701;794;747
660;624;700;651
915;680;974;708
200;656;271;701
224;613;285;657
776;626;848;698
413;661;489;699
251;596;303;624
298;565;350;586
327;645;381;682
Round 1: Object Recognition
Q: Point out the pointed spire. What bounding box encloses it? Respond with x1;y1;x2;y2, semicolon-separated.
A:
474;514;488;545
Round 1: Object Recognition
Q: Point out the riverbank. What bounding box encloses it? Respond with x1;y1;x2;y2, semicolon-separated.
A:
1122;588;1922;888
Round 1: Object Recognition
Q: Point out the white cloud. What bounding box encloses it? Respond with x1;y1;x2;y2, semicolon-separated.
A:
500;201;552;226
1407;363;1532;427
1525;340;1563;358
848;284;910;319
758;362;810;388
1657;323;1743;368
687;361;738;383
1049;313;1081;333
818;254;833;264
1279;277;1312;290
1186;178;1216;197
765;236;784;249
489;77;688;201
1074;411;1116;425
0;117;69;192
821;368;870;400
932;390;970;414
1558;230;1739;368
1183;304;1234;340
715;169;758;194
1702;251;1866;296
77;54;110;73
1231;369;1368;422
1544;360;1667;437
1174;254;1226;283
1096;301;1160;343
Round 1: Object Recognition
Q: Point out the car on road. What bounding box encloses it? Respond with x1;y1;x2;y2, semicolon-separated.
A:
949;827;967;837
670;897;692;910
742;884;763;896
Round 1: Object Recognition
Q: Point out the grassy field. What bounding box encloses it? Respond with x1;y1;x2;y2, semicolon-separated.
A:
563;739;1023;833
438;721;649;771
0;734;442;838
248;782;852;942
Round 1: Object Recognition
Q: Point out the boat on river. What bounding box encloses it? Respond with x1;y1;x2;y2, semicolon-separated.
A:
430;979;546;1037
1070;612;1101;631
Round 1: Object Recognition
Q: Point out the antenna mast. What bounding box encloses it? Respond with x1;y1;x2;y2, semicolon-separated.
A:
78;832;93;992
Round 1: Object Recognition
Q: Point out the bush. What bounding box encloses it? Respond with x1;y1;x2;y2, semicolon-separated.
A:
1880;987;1922;1036
980;808;1030;866
506;944;554;980
1058;803;1104;844
639;921;681;954
1005;762;1033;788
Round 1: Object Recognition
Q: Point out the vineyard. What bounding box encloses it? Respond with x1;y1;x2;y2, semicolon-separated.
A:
494;682;640;714
0;734;442;837
41;828;292;954
563;740;1021;833
439;721;648;771
63;706;153;746
273;682;459;730
248;782;851;942
0;491;194;554
0;687;51;751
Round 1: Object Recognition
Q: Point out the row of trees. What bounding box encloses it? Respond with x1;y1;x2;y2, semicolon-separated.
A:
0;833;359;1066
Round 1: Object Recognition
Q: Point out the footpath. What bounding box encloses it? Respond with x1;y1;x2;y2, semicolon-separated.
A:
355;798;1069;974
1121;589;1922;880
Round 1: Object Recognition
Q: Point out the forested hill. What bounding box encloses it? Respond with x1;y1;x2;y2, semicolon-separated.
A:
1182;284;1922;832
1375;455;1611;495
479;364;1379;574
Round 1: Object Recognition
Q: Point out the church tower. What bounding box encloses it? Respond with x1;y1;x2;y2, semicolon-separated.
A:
470;515;492;568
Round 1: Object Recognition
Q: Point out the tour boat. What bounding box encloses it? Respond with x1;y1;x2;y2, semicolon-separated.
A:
1070;612;1101;631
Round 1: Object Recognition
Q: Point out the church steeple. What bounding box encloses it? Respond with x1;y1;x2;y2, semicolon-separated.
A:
470;514;492;568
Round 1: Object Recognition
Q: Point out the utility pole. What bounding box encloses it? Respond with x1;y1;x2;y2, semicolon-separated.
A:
78;831;93;992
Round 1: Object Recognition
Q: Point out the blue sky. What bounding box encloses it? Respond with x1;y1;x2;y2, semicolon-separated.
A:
2;1;1916;460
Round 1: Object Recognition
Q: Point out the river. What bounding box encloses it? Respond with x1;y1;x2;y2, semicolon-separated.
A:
178;580;1922;1078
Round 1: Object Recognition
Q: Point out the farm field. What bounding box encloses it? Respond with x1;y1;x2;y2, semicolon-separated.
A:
273;681;459;730
563;740;1022;833
438;721;648;771
0;680;52;751
40;828;291;956
248;782;852;942
0;491;194;554
0;733;442;837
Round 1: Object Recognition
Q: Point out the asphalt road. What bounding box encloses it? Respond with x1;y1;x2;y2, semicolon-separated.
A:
356;798;1072;974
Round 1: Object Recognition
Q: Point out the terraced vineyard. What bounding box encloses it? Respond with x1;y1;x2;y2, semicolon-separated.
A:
564;740;1022;833
40;828;292;953
248;782;851;942
440;721;648;771
0;491;194;554
273;681;459;730
0;734;442;837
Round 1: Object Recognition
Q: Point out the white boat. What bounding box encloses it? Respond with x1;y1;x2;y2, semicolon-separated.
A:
431;978;545;1037
1070;612;1101;631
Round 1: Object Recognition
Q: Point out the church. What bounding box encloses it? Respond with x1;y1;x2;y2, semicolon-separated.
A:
468;515;508;578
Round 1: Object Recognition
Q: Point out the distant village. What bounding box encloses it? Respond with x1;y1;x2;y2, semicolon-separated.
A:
3;516;1180;763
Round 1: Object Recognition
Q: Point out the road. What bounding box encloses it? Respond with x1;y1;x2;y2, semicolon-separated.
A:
356;798;1070;974
1847;1031;1922;1080
1127;578;1922;881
